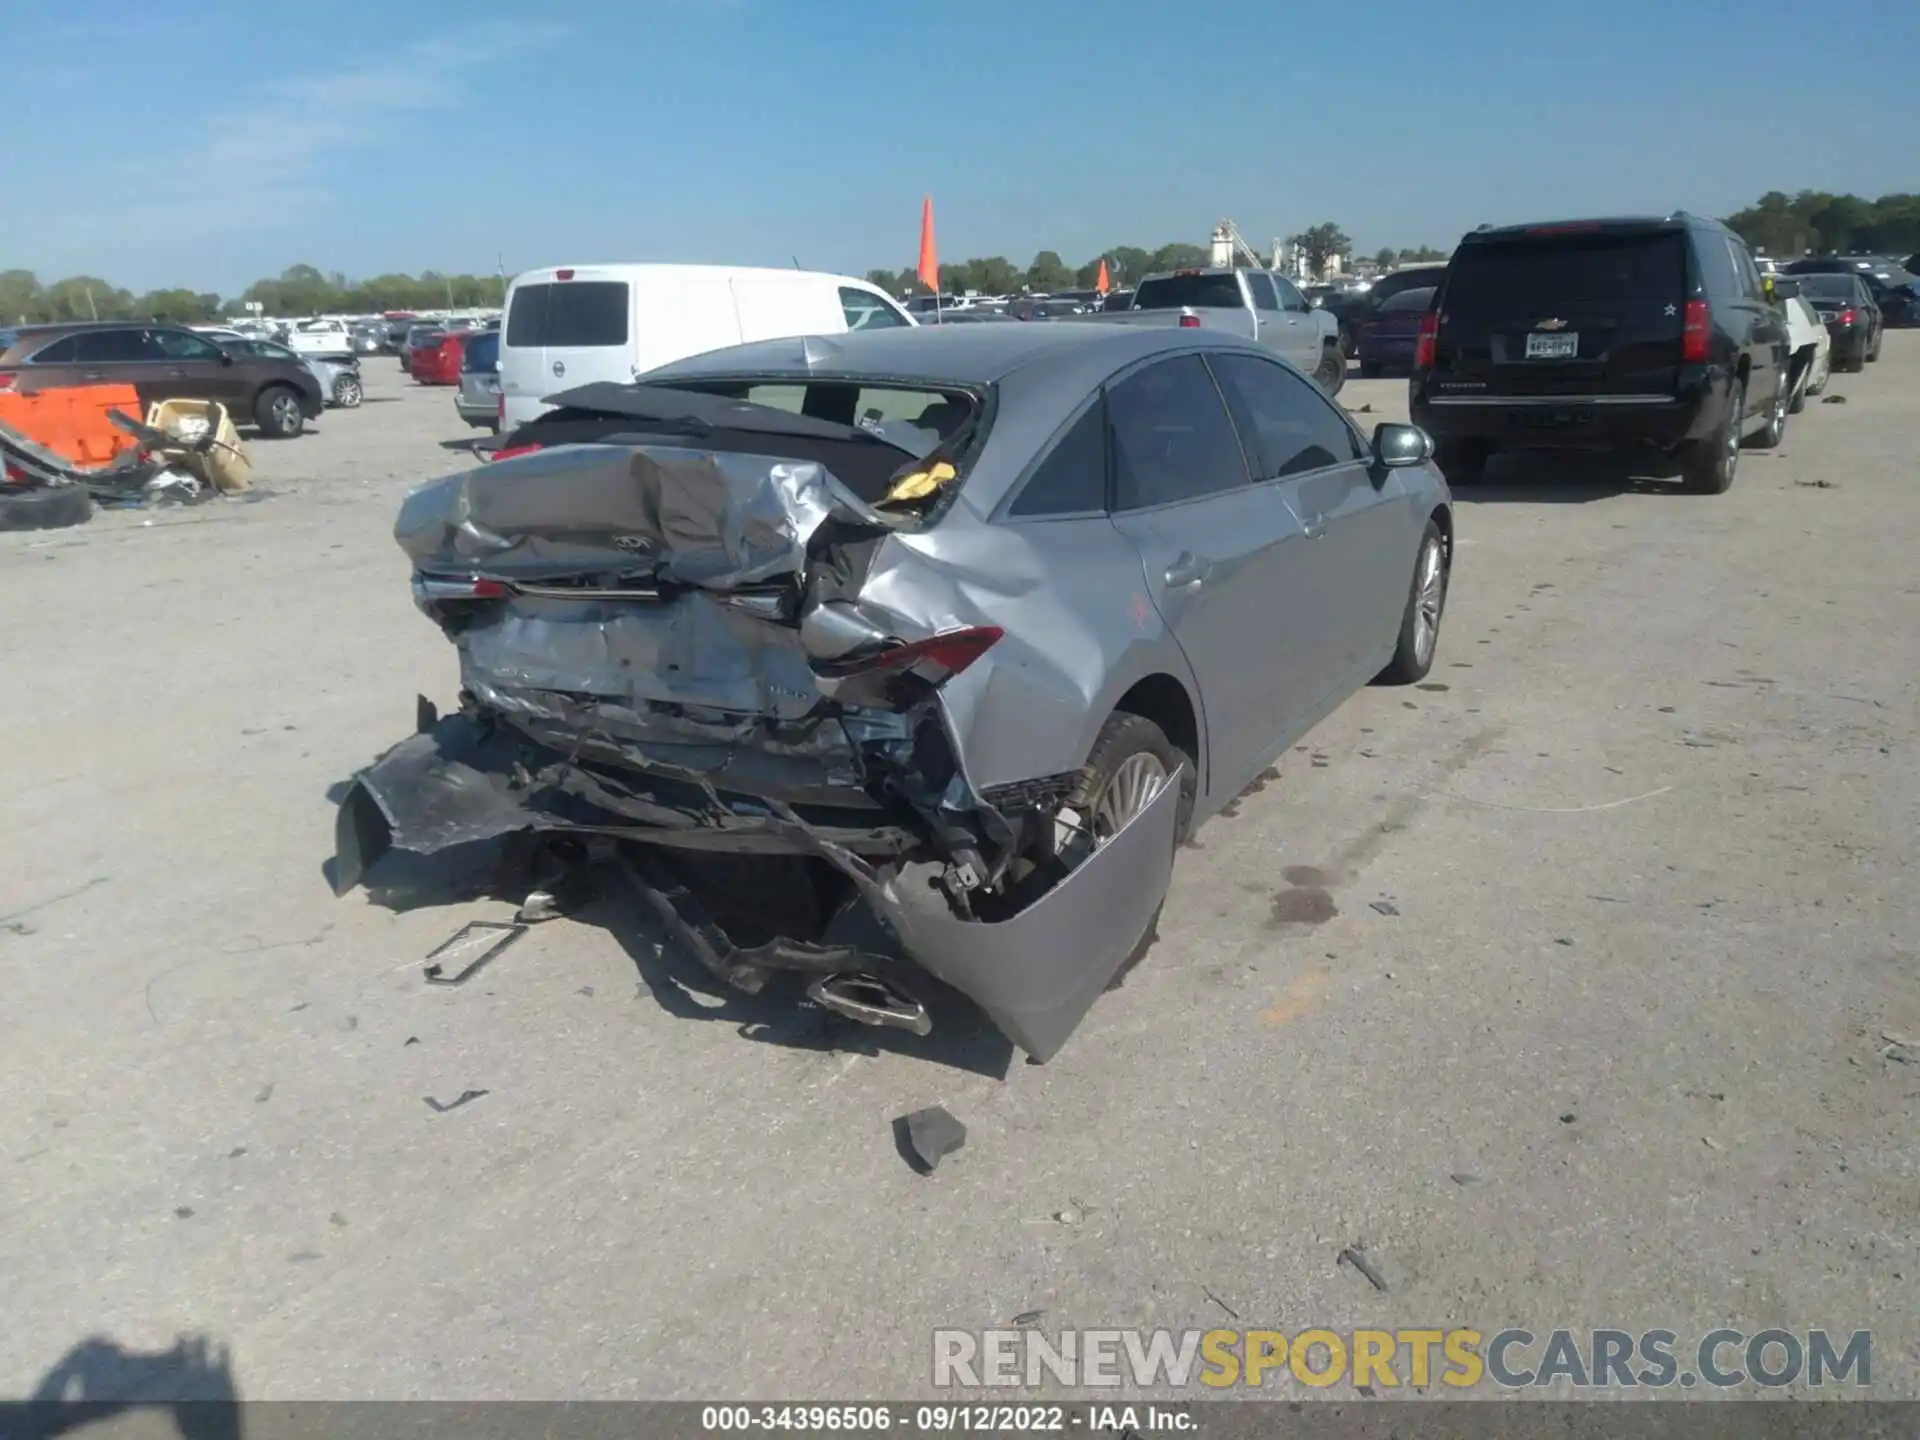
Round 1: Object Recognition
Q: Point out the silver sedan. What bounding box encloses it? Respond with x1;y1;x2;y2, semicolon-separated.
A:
334;325;1454;1061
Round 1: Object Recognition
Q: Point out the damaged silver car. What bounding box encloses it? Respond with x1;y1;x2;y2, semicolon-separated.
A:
333;325;1454;1060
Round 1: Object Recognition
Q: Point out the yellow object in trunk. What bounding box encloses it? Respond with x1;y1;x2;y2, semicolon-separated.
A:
882;460;956;506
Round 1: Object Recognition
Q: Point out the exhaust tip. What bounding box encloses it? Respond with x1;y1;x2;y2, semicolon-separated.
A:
808;973;931;1037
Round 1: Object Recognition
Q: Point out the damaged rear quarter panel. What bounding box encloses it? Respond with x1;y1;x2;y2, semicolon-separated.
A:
854;499;1203;794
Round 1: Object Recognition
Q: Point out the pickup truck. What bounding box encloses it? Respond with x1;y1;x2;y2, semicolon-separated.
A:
1073;267;1346;394
280;319;357;360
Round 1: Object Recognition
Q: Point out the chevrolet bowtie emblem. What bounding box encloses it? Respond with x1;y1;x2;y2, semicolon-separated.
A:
1535;318;1568;331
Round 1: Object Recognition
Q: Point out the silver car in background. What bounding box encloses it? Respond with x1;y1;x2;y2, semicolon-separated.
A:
334;326;1454;1060
455;329;501;430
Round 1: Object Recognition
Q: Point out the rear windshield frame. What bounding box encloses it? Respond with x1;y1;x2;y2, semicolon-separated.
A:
505;280;631;349
1445;231;1688;311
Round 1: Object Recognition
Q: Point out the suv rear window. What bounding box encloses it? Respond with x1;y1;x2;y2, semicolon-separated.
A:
506;281;629;348
1133;274;1245;309
1446;232;1686;310
463;331;500;372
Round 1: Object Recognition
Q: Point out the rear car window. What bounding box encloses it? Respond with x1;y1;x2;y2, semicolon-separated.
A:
1798;276;1857;301
1445;233;1686;310
463;332;500;371
1133;274;1245;310
1379;287;1436;314
505;281;629;348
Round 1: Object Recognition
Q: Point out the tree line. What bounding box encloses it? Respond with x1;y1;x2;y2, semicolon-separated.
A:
1723;192;1920;258
0;265;508;326
865;235;1451;296
7;192;1911;328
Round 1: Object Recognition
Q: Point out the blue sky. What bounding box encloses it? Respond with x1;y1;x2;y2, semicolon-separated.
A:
4;0;1913;295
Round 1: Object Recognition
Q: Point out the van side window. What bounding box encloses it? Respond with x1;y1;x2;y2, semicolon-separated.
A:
839;288;910;331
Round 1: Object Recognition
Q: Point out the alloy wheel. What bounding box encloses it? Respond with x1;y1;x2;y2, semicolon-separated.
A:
1413;536;1446;665
1092;753;1170;841
271;394;302;434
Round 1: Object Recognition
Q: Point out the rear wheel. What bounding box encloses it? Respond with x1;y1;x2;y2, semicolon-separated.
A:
1747;366;1788;448
332;373;363;408
1432;438;1489;485
254;385;305;438
1314;342;1346;397
1867;326;1882;362
1680;377;1742;494
1376;520;1449;684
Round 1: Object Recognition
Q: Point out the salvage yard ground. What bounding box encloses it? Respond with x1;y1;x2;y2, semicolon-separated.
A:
3;348;1916;1399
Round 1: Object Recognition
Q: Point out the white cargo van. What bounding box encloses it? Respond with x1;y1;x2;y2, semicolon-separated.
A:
496;264;917;430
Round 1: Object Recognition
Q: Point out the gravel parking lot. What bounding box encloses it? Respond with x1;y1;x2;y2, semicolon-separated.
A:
4;345;1915;1401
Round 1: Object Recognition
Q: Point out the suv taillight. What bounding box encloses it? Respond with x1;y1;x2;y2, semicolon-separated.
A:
1836;307;1858;325
1681;300;1710;363
1413;312;1438;370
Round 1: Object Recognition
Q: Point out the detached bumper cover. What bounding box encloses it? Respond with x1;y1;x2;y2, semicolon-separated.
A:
333;715;1182;1061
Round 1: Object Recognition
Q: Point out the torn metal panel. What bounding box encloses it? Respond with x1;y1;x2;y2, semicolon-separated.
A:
397;443;892;587
863;770;1183;1062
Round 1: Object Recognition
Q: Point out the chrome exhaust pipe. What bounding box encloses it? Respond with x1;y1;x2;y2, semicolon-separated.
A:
807;973;932;1036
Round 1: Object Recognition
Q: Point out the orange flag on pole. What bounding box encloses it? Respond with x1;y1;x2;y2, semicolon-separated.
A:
916;196;939;293
1095;258;1111;296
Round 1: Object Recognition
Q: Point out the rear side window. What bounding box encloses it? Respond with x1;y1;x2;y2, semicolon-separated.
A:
1107;354;1250;511
1009;401;1106;517
505;281;629;347
1693;235;1739;298
1446;233;1686;310
463;332;500;372
1243;272;1281;311
1133;274;1245;309
1208;351;1363;479
26;335;79;364
75;329;151;363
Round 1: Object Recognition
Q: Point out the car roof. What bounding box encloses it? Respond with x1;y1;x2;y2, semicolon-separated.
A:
647;321;1238;388
1463;215;1724;243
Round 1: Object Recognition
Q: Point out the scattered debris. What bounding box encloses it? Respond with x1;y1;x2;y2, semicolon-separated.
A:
1821;394;1847;404
424;1089;489;1114
897;1106;967;1174
1657;706;1676;714
1201;1284;1240;1320
174;1207;194;1220
1356;403;1372;414
1012;1310;1046;1328
1702;1136;1721;1151
576;986;595;998
1053;1203;1086;1226
423;920;527;986
1449;1172;1485;1187
403;1036;420;1047
226;1147;246;1160
1560;1113;1577;1124
1338;1246;1389;1293
253;1083;275;1104
1554;937;1575;947
329;1212;347;1228
289;1251;321;1264
515;890;564;924
1882;1030;1913;1064
1369;900;1400;917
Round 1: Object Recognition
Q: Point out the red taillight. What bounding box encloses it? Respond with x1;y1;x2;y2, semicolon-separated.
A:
489;442;544;462
413;574;506;604
1178;312;1201;329
0;371;16;393
813;625;1003;681
555;268;575;281
1681;299;1710;363
1837;307;1858;325
1414;311;1438;370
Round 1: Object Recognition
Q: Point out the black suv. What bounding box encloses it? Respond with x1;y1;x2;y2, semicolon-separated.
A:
1410;214;1789;494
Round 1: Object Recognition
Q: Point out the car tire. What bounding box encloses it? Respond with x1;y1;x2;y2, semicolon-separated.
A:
253;385;305;438
1866;327;1882;362
1680;376;1742;494
1359;360;1382;379
1064;711;1195;848
1747;366;1788;449
1432;438;1489;485
1314;343;1346;397
1376;519;1449;685
332;374;363;408
0;484;92;532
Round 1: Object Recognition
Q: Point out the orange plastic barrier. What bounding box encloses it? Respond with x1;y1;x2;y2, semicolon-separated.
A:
0;384;144;468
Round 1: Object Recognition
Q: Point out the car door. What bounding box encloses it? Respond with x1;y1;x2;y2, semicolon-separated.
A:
1208;350;1409;691
1270;275;1326;371
70;327;154;399
1103;352;1317;798
1241;271;1291;362
1726;240;1785;419
146;327;242;406
16;332;87;391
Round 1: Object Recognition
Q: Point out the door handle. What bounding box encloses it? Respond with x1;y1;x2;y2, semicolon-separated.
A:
1301;514;1328;540
81;370;107;381
1164;553;1213;589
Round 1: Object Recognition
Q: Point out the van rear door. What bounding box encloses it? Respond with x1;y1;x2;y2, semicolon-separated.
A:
1434;228;1688;399
499;269;632;427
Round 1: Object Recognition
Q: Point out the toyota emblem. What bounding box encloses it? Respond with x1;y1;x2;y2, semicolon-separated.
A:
552;360;566;378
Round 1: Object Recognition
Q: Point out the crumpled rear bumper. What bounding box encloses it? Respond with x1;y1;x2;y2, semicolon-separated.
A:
334;713;1181;1061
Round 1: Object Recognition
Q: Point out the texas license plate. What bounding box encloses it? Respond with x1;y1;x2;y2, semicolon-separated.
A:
1525;331;1579;359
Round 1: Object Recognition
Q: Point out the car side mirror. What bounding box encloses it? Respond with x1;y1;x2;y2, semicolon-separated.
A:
219;351;234;366
1372;422;1433;468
